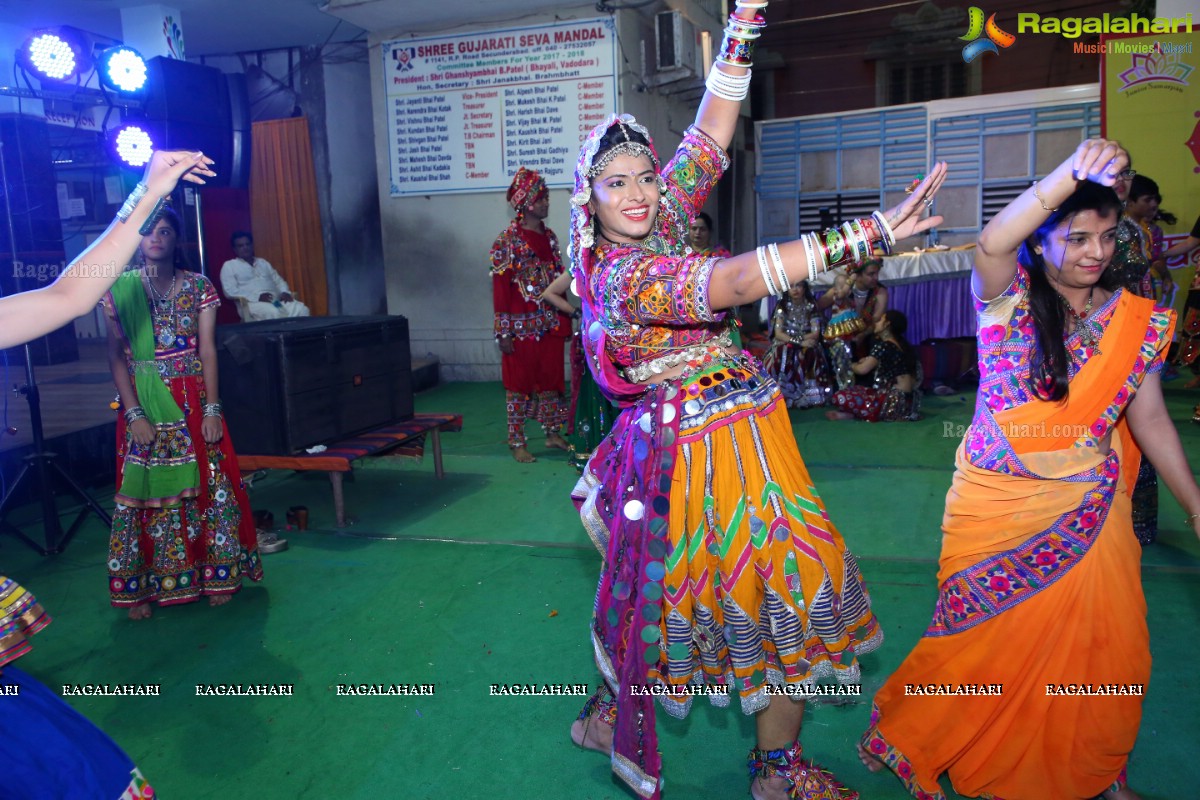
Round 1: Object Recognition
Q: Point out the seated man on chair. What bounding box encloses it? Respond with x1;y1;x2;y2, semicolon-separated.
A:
220;231;311;321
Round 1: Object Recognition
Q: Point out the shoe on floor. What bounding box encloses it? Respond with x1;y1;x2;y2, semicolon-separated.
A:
257;530;289;554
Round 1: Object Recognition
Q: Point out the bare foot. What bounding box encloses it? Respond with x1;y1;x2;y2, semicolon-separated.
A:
569;710;613;754
511;446;536;463
545;432;570;451
750;774;792;800
208;594;233;607
856;741;885;773
1102;786;1142;800
825;410;854;422
127;604;152;621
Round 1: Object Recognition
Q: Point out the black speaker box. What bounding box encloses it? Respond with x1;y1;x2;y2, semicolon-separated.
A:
216;316;413;455
143;58;251;188
0;114;78;365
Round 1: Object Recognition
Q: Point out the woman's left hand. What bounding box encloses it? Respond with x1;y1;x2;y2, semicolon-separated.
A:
202;416;223;444
882;161;949;242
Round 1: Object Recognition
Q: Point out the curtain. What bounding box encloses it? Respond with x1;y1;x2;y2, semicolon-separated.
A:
249;118;328;316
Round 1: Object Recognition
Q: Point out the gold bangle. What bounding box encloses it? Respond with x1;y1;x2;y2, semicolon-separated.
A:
1032;180;1058;212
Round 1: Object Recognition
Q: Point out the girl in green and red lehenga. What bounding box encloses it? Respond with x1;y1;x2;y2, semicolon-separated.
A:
103;207;263;621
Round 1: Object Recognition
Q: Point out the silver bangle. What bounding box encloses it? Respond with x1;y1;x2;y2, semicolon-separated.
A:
767;243;789;292
124;405;147;424
802;235;817;283
202;402;223;418
116;183;148;223
705;65;751;102
755;246;778;296
872;210;897;250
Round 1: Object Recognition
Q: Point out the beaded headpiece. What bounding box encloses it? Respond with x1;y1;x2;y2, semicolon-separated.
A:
506;166;547;212
568;113;663;405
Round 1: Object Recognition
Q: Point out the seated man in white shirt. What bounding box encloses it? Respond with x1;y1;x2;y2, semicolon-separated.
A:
220;231;311;321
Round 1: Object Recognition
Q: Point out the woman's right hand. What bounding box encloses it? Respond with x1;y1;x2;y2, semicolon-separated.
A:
142;150;217;199
129;418;156;447
1065;138;1129;187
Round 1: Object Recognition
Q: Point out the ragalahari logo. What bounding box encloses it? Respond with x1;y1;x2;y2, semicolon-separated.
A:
960;7;1016;62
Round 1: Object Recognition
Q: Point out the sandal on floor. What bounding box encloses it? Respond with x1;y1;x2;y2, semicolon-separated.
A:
572;685;616;750
748;742;859;800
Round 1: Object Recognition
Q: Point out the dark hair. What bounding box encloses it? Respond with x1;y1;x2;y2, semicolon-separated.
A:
882;309;915;371
140;206;191;271
1018;182;1123;401
1128;174;1177;226
695;212;713;230
231;230;253;247
778;279;810;313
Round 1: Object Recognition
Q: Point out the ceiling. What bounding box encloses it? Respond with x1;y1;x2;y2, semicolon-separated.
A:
0;0;589;57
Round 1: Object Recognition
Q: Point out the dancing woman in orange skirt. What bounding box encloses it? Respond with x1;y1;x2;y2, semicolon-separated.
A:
563;4;948;798
859;139;1200;800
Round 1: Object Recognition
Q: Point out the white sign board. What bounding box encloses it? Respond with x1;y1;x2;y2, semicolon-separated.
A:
383;17;618;196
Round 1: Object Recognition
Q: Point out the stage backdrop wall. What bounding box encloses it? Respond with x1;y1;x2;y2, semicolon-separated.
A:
1103;28;1200;319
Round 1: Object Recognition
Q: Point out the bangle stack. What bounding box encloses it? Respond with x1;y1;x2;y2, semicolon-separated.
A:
202;402;223;418
124;405;147;424
705;65;752;102
716;6;767;70
755;245;779;296
788;216;898;287
116;183;148;223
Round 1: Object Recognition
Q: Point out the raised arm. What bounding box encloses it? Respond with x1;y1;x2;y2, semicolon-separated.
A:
706;163;948;311
974;139;1126;301
693;4;760;150
0;151;214;349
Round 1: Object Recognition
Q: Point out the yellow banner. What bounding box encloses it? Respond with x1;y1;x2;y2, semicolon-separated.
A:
1103;30;1200;312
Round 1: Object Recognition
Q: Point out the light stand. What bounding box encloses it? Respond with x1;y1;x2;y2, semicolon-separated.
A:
0;137;113;555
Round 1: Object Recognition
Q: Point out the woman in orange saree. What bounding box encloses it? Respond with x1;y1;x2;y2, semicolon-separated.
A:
859;140;1200;800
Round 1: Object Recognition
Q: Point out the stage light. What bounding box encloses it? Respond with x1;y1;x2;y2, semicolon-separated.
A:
112;125;154;167
99;46;147;94
18;30;87;82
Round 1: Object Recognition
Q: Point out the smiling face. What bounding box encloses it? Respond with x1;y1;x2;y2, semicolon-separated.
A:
588;153;659;244
1035;208;1119;290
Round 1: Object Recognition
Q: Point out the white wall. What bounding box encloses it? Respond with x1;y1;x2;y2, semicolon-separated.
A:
372;5;723;380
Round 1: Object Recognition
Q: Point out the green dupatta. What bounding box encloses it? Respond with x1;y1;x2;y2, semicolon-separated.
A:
110;271;199;505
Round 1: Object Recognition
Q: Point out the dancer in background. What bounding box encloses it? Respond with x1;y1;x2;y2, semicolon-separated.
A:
490;167;571;462
826;310;920;422
860;139;1200;800
764;279;833;408
104;206;271;621
565;2;946;796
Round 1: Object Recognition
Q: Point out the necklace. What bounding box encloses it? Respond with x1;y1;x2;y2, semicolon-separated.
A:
1059;287;1100;351
146;269;178;349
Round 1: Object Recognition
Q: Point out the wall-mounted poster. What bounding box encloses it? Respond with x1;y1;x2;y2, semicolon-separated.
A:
383;17;618;196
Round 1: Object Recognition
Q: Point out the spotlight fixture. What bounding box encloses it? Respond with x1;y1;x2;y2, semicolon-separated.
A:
17;29;88;82
99;46;148;94
111;124;155;167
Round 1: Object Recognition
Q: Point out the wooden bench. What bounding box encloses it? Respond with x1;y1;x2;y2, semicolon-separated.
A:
238;413;463;528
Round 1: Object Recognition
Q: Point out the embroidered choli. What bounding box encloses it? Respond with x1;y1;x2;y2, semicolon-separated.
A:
588;126;732;372
490;222;565;340
105;271;220;381
967;265;1172;471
